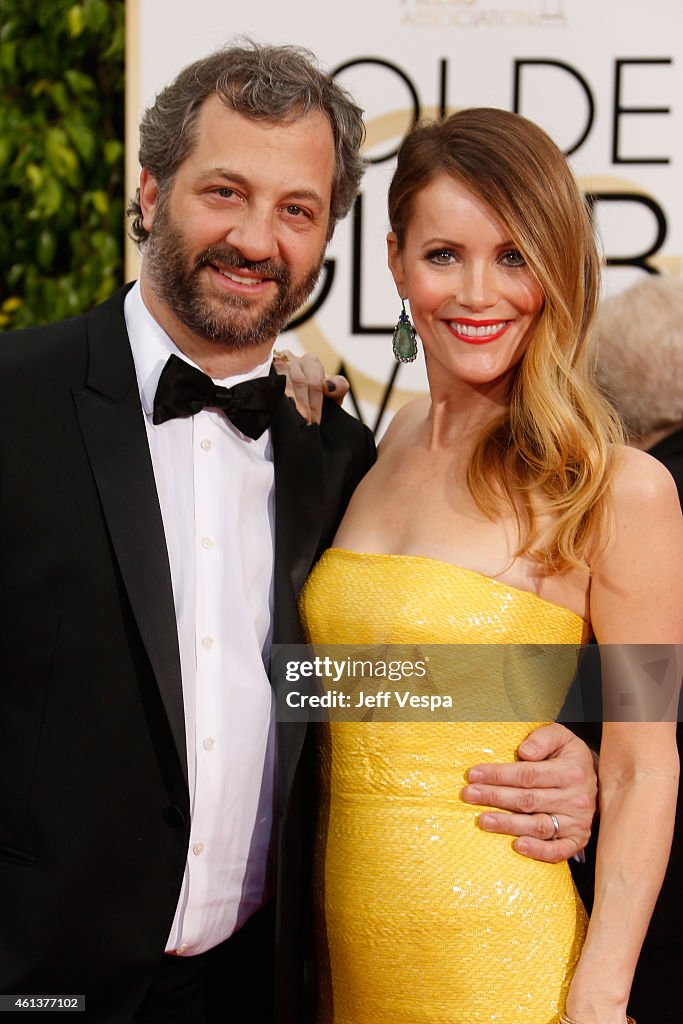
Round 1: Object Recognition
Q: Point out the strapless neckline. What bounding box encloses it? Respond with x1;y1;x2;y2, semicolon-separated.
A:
324;546;589;630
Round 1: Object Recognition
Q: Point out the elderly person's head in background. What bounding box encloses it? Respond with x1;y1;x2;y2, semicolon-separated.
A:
594;275;683;450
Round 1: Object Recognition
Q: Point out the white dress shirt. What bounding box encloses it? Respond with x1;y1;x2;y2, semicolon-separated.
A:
125;282;276;955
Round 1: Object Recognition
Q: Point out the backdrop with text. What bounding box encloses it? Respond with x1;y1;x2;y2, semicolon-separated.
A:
126;0;682;432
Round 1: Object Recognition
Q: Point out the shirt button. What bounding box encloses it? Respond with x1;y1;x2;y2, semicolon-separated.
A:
193;842;205;856
201;537;214;550
200;438;213;451
203;737;216;751
201;636;214;650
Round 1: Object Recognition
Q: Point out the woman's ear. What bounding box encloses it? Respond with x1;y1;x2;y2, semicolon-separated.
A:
387;231;406;297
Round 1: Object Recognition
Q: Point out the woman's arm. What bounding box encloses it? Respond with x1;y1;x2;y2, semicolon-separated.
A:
567;721;679;1022
565;447;683;1024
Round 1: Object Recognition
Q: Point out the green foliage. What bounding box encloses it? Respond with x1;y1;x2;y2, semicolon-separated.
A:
0;0;125;330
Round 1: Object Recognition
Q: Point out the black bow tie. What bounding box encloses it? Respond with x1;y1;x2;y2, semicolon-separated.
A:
153;354;285;439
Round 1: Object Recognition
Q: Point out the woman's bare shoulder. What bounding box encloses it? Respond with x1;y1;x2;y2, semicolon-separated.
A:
609;444;680;510
377;397;430;455
590;443;682;574
589;445;683;643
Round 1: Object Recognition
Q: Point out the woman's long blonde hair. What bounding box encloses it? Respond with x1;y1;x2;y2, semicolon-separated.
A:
388;108;623;571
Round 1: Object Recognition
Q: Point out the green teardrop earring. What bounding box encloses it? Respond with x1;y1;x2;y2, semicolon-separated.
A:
391;299;418;363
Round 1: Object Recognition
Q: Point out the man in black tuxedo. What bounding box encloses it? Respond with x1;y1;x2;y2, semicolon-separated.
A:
0;42;598;1023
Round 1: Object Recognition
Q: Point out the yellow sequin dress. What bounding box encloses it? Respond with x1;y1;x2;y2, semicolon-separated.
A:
299;548;591;1024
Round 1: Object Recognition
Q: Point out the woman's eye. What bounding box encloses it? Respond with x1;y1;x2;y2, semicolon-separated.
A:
501;249;526;268
426;249;454;265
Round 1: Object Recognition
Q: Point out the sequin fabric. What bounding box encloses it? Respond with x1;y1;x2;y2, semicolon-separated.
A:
299;548;590;1024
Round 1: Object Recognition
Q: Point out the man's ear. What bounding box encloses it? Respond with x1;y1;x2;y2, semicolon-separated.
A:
386;231;405;296
139;168;160;233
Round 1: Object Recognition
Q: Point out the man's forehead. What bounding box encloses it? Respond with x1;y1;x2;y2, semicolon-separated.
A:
185;96;336;197
194;93;333;144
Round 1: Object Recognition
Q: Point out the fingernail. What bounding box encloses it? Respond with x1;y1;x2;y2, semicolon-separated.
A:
325;379;337;392
518;740;538;756
478;814;495;831
515;839;530;855
463;786;481;803
468;768;484;783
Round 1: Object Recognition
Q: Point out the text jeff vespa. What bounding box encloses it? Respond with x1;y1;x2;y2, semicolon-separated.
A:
284;656;453;711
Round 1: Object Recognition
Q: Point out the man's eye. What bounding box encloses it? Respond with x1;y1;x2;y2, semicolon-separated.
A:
216;187;237;199
284;205;305;217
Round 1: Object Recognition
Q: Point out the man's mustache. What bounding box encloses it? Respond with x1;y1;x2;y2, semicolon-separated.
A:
195;245;289;285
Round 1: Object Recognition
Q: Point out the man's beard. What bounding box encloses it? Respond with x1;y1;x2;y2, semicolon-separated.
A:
143;200;325;351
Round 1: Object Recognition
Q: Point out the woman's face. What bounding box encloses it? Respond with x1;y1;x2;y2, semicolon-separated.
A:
388;174;544;396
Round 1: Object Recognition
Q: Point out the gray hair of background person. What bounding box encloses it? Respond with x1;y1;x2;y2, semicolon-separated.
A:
127;41;366;245
594;275;683;442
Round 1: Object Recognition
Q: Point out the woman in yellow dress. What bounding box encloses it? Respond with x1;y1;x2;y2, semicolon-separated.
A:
299;108;683;1024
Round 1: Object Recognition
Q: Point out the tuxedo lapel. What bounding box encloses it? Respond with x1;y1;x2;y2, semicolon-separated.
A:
72;289;187;785
271;398;324;645
270;399;323;806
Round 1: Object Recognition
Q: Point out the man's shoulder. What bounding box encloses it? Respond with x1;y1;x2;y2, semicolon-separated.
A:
0;287;129;379
319;399;376;459
1;310;86;357
319;398;373;440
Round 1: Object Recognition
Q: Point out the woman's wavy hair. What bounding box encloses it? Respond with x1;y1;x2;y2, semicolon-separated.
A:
388;107;623;571
127;41;365;245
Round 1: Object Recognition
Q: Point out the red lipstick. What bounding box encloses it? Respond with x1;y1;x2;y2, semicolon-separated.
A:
446;318;511;344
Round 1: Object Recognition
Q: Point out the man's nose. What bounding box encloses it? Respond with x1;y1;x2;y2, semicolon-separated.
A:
225;206;278;263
